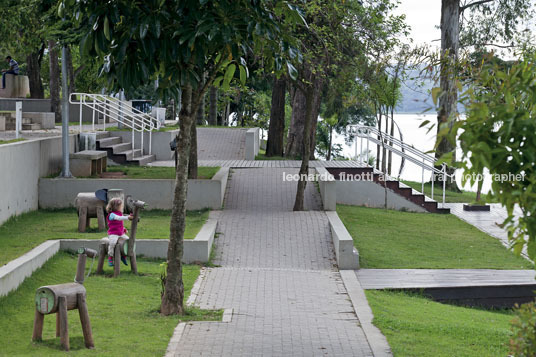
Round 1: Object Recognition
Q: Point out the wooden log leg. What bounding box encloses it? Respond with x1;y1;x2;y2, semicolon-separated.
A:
96;207;106;232
58;296;69;351
32;309;44;341
86;215;91;230
130;254;138;275
78;207;88;233
96;242;106;274
56;312;60;337
113;244;120;278
77;293;94;349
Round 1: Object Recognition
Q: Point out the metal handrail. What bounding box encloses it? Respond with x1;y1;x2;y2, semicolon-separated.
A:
348;124;454;206
69;93;161;157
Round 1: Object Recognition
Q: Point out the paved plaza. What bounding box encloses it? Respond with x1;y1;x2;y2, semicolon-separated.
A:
171;168;374;356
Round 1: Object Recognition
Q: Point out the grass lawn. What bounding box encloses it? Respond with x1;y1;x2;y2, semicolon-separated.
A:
106;165;220;179
366;290;514;357
0;138;26;145
402;180;497;203
337;205;532;269
0;252;221;356
0;209;209;267
255;148;286;161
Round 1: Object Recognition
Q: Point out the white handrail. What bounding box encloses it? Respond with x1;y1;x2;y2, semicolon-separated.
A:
348;124;454;206
69;93;161;157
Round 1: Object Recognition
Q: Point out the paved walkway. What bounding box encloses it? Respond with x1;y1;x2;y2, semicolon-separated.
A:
172;168;374;356
150;159;367;168
197;128;247;160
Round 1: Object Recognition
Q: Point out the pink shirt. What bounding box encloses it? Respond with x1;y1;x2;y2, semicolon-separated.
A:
107;211;127;236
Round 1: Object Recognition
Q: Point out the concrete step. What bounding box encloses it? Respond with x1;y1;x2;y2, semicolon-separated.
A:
129;154;156;166
95;131;110;139
120;149;143;161
98;136;122;147
110;142;132;154
22;123;41;130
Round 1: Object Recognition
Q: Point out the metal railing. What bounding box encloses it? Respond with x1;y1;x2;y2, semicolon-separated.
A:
347;124;454;206
69;93;161;156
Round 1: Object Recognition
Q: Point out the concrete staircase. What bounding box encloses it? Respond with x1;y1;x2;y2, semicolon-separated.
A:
1;112;55;131
327;167;450;214
96;132;155;166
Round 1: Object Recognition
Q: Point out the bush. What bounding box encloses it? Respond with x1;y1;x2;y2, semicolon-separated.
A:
510;301;536;356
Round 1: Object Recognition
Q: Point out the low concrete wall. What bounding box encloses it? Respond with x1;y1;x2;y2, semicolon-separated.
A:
0;135;78;225
38;167;229;210
316;167;336;211
335;180;427;213
0;74;30;98
0;98;51;112
0;240;60;297
108;130;178;161
245;127;260;160
326;211;359;270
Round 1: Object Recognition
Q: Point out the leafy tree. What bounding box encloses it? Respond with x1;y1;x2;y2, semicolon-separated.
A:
65;0;302;315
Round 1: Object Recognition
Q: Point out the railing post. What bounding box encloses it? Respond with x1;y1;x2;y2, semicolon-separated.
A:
422;158;425;193
92;98;95;132
149;130;152;156
366;134;369;166
79;95;83;134
359;135;363;163
131;127;135;154
442;164;446;206
140;122;144;157
431;172;434;200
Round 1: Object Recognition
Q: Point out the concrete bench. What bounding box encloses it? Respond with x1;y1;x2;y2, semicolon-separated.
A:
0;74;30;98
70;150;108;177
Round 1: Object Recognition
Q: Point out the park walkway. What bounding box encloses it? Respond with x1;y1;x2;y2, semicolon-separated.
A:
170;168;374;356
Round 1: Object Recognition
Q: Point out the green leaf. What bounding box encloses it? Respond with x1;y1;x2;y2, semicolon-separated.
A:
104;17;111;41
223;63;236;87
239;65;247;86
286;62;298;81
431;87;441;106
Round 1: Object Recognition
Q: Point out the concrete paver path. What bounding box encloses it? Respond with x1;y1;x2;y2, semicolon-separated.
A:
171;168;373;356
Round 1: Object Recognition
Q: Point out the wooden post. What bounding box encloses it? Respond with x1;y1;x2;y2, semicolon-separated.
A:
78;206;88;233
77;293;94;349
75;253;87;283
96;242;106;274
129;200;145;275
58;296;69;351
56;312;60;337
96;206;106;231
113;244;121;278
32;309;44;341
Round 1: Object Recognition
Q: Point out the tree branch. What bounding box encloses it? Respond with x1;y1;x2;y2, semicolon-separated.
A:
460;0;494;13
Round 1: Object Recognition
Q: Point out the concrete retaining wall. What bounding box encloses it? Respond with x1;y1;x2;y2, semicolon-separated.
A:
245;128;260;160
316;167;336;211
326;211;359;270
108;130;178;161
0;135;78;225
0;98;51;112
335;180;426;213
0;240;60;297
38;167;229;210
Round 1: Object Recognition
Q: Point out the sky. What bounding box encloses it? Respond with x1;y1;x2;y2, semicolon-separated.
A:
394;0;442;49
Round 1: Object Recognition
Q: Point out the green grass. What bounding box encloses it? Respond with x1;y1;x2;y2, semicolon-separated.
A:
106;165;220;179
0;252;222;356
0;138;26;145
0;209;209;266
337;205;532;269
366;290;514;357
402;180;498;203
255;148;286;160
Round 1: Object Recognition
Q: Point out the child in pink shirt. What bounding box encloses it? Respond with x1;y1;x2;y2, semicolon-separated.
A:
101;198;133;266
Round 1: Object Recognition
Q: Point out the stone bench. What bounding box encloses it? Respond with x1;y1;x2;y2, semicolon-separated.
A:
70;150;108;177
0;74;30;98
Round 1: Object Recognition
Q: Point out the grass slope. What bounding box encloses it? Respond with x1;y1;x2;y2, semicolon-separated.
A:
402;180;497;204
0;252;221;356
106;165;220;179
0;209;209;266
0;138;26;145
366;290;513;357
337;205;532;269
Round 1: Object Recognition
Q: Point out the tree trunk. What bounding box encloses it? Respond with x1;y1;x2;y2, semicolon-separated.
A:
48;40;61;123
27;50;44;99
65;46;76;94
293;85;315;211
196;92;205;125
208;86;217;125
188;119;198;179
286;84;306;159
309;83;323;159
381;106;387;173
266;76;286;157
388;111;395;175
437;0;460;190
376;109;382;170
161;86;195;316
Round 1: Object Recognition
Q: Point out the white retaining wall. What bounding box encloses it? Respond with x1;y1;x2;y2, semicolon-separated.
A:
245;128;260;160
0;135;78;225
326;211;359;270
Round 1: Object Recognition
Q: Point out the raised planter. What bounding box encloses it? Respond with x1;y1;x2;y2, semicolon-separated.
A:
1;213;219;296
38;167;229;210
326;211;359;270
